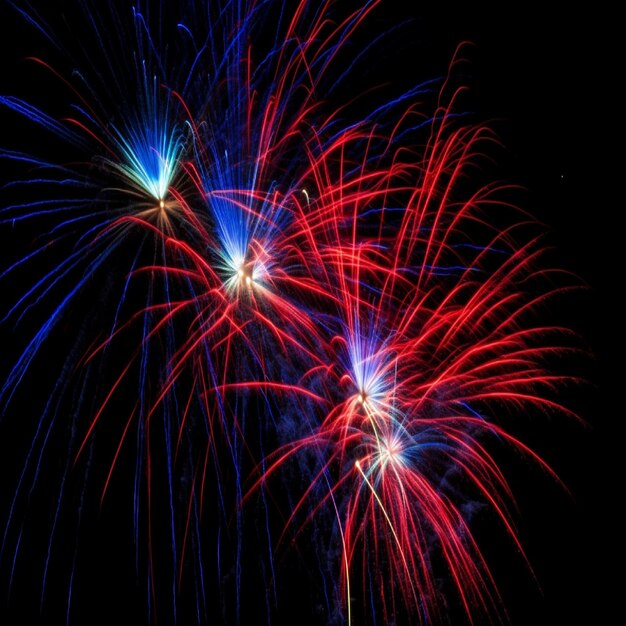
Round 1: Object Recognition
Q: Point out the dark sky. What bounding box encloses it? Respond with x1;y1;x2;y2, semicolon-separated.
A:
0;2;618;625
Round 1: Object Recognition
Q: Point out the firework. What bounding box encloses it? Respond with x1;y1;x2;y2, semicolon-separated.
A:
0;1;579;625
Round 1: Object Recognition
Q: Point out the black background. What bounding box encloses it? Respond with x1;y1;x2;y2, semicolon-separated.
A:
0;2;618;625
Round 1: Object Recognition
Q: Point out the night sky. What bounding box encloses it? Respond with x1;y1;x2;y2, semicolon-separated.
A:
0;2;618;625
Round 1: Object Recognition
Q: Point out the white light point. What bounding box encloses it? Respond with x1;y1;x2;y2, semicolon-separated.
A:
236;263;253;288
380;437;403;468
